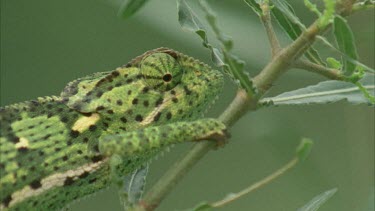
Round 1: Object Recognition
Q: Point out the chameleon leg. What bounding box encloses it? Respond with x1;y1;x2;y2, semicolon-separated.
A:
99;118;227;210
98;118;227;158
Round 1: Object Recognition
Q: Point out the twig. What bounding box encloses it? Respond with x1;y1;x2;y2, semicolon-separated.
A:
352;1;375;12
260;0;281;58
211;157;299;208
293;60;343;80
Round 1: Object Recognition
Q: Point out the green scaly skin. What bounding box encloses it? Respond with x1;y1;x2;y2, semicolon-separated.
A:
0;48;227;210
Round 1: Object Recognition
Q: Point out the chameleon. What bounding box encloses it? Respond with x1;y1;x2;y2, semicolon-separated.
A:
0;47;228;210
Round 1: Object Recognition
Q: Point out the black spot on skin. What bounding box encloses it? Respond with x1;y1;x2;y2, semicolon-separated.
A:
115;82;122;87
142;87;149;93
172;97;178;103
2;195;12;207
30;179;42;189
155;98;163;106
132;98;138;105
107;110;114;114
120;117;127;123
96;91;103;98
135;115;143;122
166;112;172;120
57;107;64;112
126;78;133;83
79;171;89;179
63;177;74;186
62;155;69;161
154;112;162;122
54;166;59;171
70;130;80;138
43;134;51;140
11;137;20;144
67;140;72;146
89;125;97;131
170;90;176;95
18;147;29;153
91;155;103;163
107;86;113;91
28;125;35;129
39;151;45;156
47;113;53;118
32;200;38;207
83;137;89;143
89;178;97;184
55;148;61;152
93;144;99;152
183;86;192;95
127;90;132;95
96;106;105;111
111;71;120;77
143;101;149;107
189;101;193;106
178;109;183;114
61;116;68;123
116;100;123;105
77;150;83;154
30;166;36;171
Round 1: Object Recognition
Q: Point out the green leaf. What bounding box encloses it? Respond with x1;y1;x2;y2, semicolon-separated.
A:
177;0;208;47
297;188;338;211
319;0;336;28
333;15;359;76
244;0;262;17
271;3;325;65
326;57;342;69
178;0;255;95
296;138;313;162
118;0;151;19
222;51;255;94
271;0;305;28
261;74;375;105
199;0;233;50
318;36;375;74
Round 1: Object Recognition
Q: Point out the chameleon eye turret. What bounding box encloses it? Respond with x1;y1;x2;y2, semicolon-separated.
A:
140;53;183;91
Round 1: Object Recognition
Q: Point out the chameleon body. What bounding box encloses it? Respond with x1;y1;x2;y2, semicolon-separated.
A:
0;48;227;210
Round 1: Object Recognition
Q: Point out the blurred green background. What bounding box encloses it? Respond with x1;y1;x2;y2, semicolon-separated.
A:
1;0;374;210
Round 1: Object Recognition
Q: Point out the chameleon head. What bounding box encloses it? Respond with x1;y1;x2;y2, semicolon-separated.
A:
61;48;224;127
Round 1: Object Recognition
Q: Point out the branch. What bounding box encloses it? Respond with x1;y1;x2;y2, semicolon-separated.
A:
133;1;357;210
211;157;298;208
260;0;281;58
293;60;343;80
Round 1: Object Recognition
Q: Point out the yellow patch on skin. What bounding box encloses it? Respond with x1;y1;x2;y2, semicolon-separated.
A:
14;137;29;149
6;158;108;208
72;113;100;132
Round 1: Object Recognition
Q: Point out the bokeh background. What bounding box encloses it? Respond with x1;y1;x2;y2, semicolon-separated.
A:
1;0;374;210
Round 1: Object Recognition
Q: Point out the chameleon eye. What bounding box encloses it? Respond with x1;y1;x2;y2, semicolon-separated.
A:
140;53;183;91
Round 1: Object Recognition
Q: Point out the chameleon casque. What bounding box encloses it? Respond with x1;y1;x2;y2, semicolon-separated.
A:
0;48;227;210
